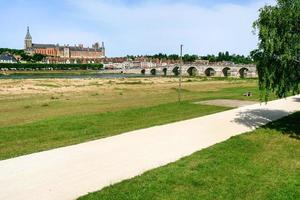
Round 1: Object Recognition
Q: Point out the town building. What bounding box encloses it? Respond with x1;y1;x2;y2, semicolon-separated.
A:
0;54;18;63
24;27;105;59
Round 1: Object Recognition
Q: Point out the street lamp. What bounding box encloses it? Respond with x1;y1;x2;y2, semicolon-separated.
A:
178;44;183;102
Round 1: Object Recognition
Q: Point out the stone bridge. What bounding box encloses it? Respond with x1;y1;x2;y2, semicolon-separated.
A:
124;64;257;78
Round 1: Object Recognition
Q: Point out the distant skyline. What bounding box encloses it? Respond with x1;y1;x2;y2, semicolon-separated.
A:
0;0;275;57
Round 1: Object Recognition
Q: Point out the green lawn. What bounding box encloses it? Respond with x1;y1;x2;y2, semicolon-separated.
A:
79;112;300;200
0;102;229;160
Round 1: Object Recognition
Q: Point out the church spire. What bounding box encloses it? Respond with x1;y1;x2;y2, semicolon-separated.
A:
25;26;32;40
24;26;32;49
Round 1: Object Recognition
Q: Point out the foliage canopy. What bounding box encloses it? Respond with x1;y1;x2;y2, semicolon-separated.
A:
202;51;253;64
252;0;300;100
127;52;253;64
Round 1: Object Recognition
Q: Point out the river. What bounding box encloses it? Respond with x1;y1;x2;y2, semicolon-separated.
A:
0;73;150;79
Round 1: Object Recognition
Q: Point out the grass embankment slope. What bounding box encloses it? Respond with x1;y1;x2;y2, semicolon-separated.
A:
79;112;300;200
0;78;262;160
0;102;228;160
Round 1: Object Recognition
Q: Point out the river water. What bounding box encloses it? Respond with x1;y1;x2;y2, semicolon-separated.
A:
0;73;149;79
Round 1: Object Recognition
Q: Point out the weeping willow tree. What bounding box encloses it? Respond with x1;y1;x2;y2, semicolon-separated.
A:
252;0;300;101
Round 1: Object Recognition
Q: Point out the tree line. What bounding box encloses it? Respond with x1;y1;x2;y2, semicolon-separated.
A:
127;52;254;64
202;52;253;64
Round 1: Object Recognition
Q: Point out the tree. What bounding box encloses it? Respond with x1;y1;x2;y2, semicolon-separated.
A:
252;0;300;101
32;54;46;62
183;54;198;63
126;55;135;61
168;54;179;60
201;52;253;64
225;51;230;59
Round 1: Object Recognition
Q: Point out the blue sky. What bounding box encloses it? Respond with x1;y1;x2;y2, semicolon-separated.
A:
0;0;274;57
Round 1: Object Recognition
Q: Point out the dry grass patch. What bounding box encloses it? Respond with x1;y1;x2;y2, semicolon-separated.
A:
0;78;258;127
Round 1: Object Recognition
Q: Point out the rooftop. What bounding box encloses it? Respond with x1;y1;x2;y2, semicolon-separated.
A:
0;54;18;62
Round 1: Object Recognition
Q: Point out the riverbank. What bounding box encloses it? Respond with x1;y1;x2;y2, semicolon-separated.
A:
0;70;147;79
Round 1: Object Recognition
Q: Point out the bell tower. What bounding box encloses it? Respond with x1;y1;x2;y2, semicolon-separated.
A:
24;26;32;49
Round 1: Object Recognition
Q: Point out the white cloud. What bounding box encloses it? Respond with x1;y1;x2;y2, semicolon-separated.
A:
0;0;275;56
65;0;275;56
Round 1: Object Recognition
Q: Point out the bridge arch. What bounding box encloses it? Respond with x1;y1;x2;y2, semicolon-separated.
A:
205;68;216;77
141;69;146;75
222;67;231;77
162;68;168;76
187;67;198;76
239;68;249;78
172;66;180;76
150;69;156;75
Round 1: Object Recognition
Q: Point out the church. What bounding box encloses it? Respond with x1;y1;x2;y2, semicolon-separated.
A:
24;27;106;59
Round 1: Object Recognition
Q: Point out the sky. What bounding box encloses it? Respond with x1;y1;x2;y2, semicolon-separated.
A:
0;0;275;57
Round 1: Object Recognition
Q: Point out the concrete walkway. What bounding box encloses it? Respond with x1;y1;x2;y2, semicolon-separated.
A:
0;95;299;200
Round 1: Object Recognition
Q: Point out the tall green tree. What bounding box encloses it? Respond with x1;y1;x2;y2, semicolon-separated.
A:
32;54;46;62
252;0;300;101
183;54;198;63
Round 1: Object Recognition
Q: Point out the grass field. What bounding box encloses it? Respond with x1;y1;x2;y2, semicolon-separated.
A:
0;77;261;127
0;102;228;160
0;77;264;160
79;112;300;200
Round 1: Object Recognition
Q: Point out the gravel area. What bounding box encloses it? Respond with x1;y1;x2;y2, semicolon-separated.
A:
195;99;259;107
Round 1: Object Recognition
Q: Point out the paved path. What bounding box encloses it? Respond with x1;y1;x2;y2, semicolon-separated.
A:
1;95;299;200
194;99;258;107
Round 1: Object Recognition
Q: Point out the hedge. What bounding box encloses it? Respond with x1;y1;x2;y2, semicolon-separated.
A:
0;63;104;70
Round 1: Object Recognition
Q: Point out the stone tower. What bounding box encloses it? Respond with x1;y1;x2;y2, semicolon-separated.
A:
102;42;105;57
24;26;32;49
